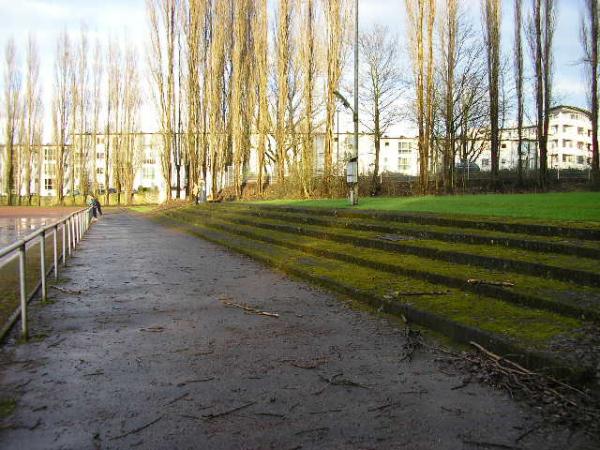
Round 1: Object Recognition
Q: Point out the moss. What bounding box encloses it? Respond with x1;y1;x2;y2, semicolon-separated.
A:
209;210;600;278
219;205;600;251
160;209;585;352
173;208;600;308
0;398;16;419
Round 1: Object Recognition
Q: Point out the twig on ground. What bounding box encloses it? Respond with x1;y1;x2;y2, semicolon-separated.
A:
467;279;515;288
47;337;66;348
202;401;256;420
461;439;519;449
219;298;279;318
295;427;329;436
385;290;449;299
109;416;163;441
176;377;215;387
165;392;189;406
50;285;82;295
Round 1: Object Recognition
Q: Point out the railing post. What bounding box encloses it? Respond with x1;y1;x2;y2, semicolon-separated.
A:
71;216;76;249
53;225;59;280
18;243;28;340
62;221;67;264
40;230;47;302
67;218;72;257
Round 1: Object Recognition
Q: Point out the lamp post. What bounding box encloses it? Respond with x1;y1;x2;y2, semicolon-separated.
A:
351;0;359;206
334;0;359;206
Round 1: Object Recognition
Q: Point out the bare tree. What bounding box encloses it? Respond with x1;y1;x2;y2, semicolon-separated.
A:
255;0;270;195
359;25;403;196
147;0;178;202
119;46;142;204
182;0;205;202
275;0;292;187
24;35;41;204
53;31;72;205
528;0;556;188
482;0;501;187
76;26;90;199
323;0;350;191
90;40;103;195
514;0;525;185
299;0;318;197
405;0;437;193
3;38;22;205
581;0;600;187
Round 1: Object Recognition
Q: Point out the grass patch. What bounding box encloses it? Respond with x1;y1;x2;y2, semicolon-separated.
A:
0;398;16;419
249;192;600;223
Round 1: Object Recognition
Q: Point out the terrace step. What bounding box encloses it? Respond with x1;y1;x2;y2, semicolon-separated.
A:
171;209;600;321
158;210;599;386
250;205;600;241
219;205;600;260
200;208;600;289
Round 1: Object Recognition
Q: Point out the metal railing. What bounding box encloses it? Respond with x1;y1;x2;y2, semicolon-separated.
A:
0;207;93;340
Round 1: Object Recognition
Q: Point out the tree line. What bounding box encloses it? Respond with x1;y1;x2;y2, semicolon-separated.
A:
3;0;600;206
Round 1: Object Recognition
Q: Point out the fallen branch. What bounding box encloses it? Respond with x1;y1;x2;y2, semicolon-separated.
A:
109;416;163;441
165;392;189;406
202;401;256;420
50;285;82;295
469;342;533;375
318;373;369;389
461;439;519;449
220;299;279;318
467;279;515;288
385;290;449;299
176;377;215;387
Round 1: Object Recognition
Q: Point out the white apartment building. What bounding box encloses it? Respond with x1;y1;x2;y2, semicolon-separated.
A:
1;105;594;201
473;105;593;172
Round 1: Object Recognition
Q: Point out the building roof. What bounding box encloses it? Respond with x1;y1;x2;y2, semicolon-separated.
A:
550;105;591;117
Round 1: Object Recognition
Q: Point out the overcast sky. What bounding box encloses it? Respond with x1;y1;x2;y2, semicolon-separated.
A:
0;0;589;137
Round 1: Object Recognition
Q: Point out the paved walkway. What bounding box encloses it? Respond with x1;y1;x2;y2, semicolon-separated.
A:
0;211;595;449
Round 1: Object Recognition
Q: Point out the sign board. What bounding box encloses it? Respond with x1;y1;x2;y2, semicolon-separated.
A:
346;158;358;184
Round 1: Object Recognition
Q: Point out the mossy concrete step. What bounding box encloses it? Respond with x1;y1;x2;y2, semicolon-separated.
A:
250;205;600;241
176;213;600;322
172;209;600;320
219;205;600;260
157;212;598;386
207;210;600;289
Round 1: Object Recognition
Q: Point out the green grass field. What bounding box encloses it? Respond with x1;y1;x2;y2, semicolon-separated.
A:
250;192;600;223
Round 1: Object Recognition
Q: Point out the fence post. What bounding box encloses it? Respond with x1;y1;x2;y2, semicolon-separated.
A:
53;225;59;280
18;243;28;340
62;221;67;264
67;218;72;257
40;229;47;302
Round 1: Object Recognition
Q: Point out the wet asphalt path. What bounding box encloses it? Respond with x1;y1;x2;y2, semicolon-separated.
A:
0;210;596;449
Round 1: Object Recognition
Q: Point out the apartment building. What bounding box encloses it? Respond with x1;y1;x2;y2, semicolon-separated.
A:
473;105;593;172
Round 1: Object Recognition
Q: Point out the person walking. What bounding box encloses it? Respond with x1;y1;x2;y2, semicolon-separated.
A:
93;197;103;216
88;196;98;219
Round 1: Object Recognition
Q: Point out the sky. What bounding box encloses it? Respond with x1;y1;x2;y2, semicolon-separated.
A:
0;0;590;138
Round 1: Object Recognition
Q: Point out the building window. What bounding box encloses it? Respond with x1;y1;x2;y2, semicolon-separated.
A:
97;152;105;159
96;137;103;144
96;167;104;175
482;159;490;167
44;148;56;160
577;142;584;150
578;127;585;135
397;158;409;171
398;142;411;154
501;143;507;149
578;156;585;164
385;141;389;147
44;178;54;190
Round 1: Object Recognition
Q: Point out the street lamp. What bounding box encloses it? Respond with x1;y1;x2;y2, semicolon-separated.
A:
332;1;359;206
